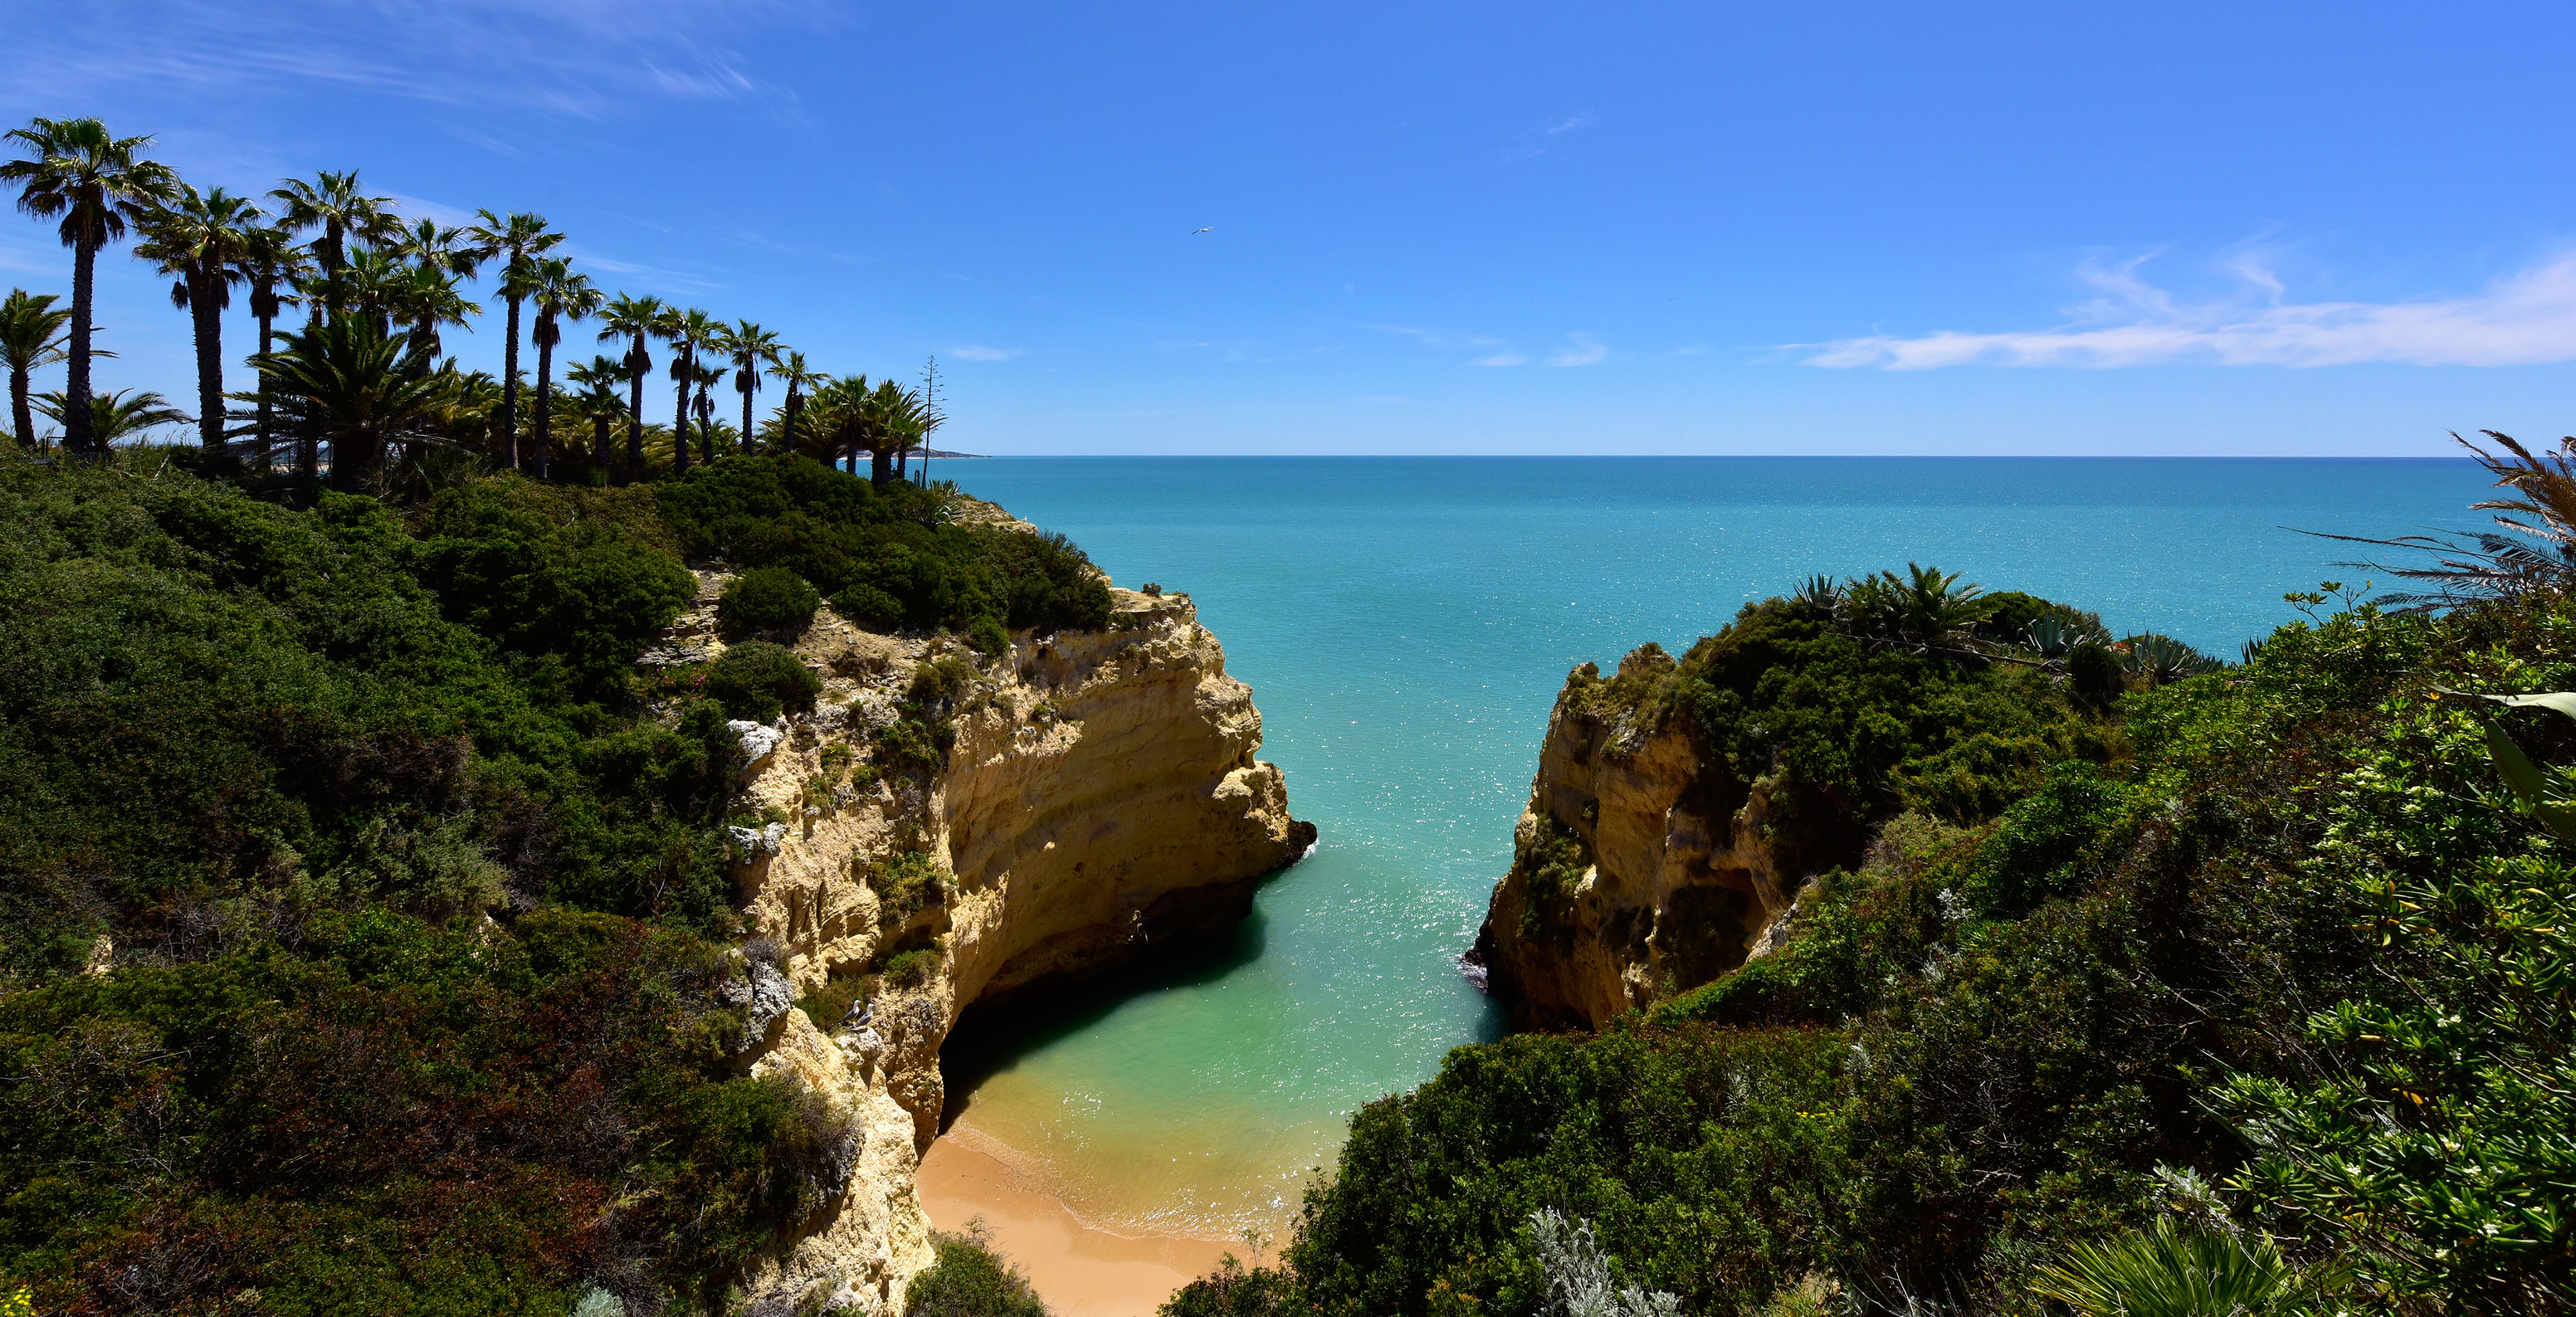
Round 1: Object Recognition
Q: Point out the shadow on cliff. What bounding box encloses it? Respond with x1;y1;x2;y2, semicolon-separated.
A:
937;906;1273;1134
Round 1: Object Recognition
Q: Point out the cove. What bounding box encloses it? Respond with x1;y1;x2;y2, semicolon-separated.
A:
930;455;2491;1239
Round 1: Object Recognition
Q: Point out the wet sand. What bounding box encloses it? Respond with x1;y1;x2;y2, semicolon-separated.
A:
916;1136;1239;1317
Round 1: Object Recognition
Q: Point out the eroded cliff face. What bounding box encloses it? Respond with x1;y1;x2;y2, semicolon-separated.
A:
1471;646;1802;1031
686;571;1308;1312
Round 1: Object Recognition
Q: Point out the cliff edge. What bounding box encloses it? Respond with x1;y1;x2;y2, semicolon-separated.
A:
698;571;1309;1312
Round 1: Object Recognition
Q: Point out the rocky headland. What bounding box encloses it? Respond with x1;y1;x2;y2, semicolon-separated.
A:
681;557;1311;1311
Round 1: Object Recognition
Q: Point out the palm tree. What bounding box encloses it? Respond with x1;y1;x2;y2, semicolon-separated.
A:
692;362;726;461
466;210;562;464
383;263;479;369
2;118;178;455
336;244;407;338
658;306;716;476
0;290;71;449
35;388;188;446
772;349;823;461
234;226;309;459
391;217;482;281
564;355;628;474
526;256;599;480
596;293;661;481
134;184;261;450
720;320;782;455
266;170;395;320
253;315;440;493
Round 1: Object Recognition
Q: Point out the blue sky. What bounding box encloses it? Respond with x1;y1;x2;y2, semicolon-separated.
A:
5;1;2571;455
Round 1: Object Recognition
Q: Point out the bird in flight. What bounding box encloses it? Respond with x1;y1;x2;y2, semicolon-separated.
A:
1191;227;1212;234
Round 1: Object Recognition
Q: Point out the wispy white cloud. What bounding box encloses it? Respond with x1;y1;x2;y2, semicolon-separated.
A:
1471;351;1528;367
1806;251;2576;369
949;345;1019;362
1544;334;1608;367
1544;110;1597;136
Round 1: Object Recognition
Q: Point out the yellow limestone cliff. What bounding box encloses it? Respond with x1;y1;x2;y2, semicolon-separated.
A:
680;564;1310;1312
1471;646;1799;1031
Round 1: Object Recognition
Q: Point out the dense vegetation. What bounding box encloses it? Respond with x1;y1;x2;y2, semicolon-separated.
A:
0;449;1105;1313
1174;575;2574;1313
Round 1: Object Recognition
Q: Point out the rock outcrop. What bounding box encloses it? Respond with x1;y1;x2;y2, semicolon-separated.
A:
689;570;1309;1312
1471;646;1800;1031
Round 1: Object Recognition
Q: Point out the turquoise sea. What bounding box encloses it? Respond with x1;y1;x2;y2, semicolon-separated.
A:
931;456;2494;1237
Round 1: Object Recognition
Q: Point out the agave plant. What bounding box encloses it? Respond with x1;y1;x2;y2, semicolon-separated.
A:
2032;1217;2321;1317
1791;573;1842;616
2027;613;2088;659
2119;633;2222;685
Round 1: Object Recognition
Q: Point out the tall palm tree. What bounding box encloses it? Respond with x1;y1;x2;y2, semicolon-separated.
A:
384;264;479;369
35;388;188;446
595;293;661;482
0;290;71;450
266;170;395;321
336;244;407;338
564;355;627;474
234;226;309;459
526;256;599;480
466;210;562;463
2;118;178;455
134;184;261;450
391;217;482;280
720;320;782;455
692;362;726;462
658;306;716;476
772;349;823;461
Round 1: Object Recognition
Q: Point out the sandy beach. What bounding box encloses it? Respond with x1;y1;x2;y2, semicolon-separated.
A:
915;1136;1240;1317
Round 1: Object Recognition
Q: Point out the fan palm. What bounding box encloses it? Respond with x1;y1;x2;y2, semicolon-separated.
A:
596;293;661;480
135;184;261;450
266;170;395;320
772;349;824;462
657;306;716;476
35;388;187;446
720;320;781;455
234;225;309;456
526;256;599;479
2;117;178;454
253;315;442;493
391;217;483;280
691;362;726;462
383;263;479;368
0;289;71;449
564;355;628;472
466;209;562;462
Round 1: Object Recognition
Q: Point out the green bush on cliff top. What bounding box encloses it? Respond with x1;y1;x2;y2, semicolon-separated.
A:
1177;592;2571;1316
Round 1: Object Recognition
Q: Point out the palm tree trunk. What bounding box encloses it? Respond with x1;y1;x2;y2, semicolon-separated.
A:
66;237;97;454
254;300;276;466
626;338;646;481
11;363;32;451
500;293;523;469
533;330;554;480
697;386;715;462
740;380;755;454
191;265;225;451
671;349;692;477
593;414;611;474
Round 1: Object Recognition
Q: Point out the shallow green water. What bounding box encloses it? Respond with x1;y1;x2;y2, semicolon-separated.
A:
934;456;2489;1237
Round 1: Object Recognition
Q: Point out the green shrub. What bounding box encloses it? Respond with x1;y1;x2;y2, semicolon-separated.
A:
866;851;945;922
716;564;821;637
905;1226;1050;1317
796;963;875;1031
968;615;1010;656
881;948;937;989
704;640;821;721
834;582;905;631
